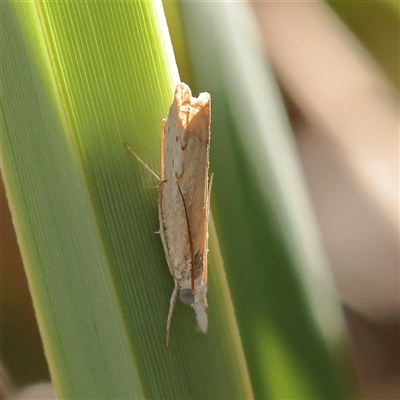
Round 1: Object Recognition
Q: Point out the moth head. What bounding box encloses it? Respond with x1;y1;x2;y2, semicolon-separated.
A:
179;285;208;333
179;288;195;305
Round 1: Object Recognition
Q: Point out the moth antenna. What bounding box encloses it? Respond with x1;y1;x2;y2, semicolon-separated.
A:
124;143;161;181
166;282;179;346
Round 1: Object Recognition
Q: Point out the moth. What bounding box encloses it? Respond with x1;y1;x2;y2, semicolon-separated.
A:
125;82;212;345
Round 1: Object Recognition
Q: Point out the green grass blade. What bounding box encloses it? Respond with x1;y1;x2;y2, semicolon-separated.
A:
1;3;144;398
1;1;252;398
179;2;350;398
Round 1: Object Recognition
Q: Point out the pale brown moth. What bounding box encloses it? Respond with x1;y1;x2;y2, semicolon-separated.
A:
125;82;212;345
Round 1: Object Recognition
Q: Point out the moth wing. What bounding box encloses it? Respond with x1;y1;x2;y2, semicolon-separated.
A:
158;83;211;283
173;88;211;257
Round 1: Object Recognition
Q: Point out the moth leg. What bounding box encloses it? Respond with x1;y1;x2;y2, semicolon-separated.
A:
166;281;179;346
200;173;213;284
124;143;161;181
